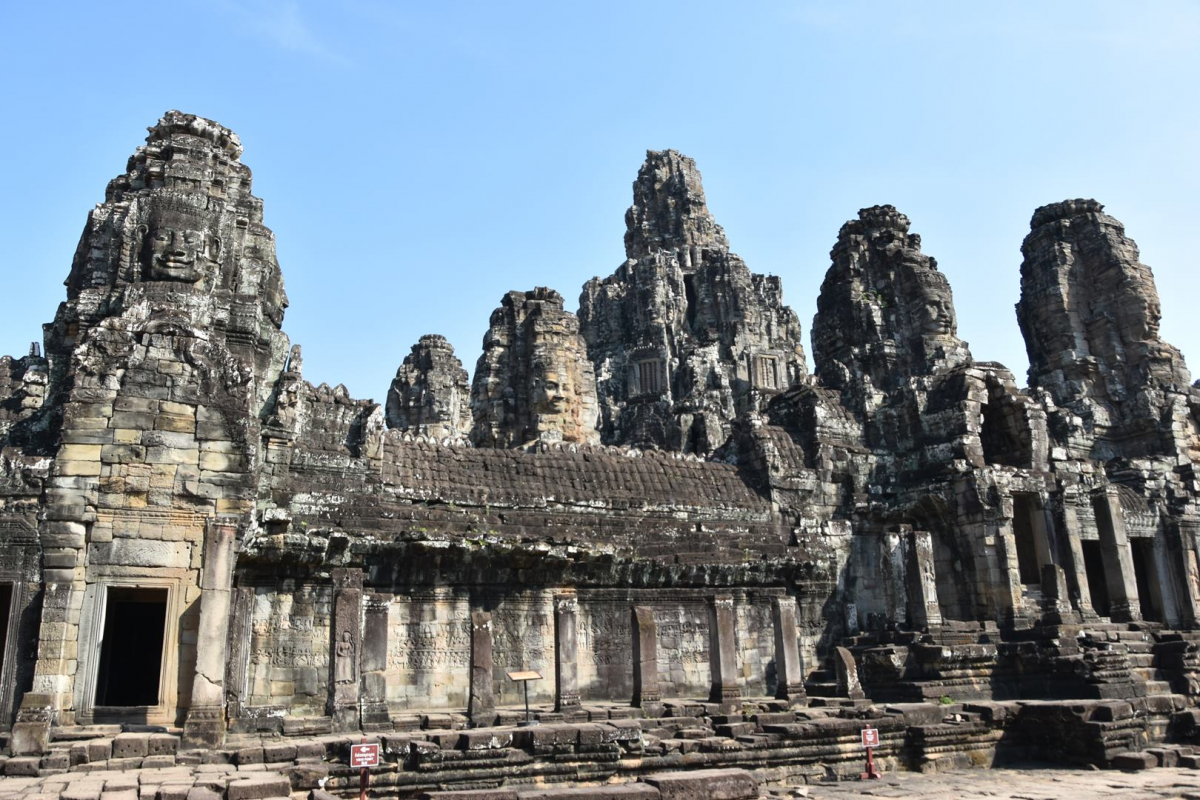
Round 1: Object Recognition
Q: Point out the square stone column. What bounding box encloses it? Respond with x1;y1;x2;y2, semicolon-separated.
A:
359;594;391;731
1040;563;1076;625
467;610;495;726
554;594;580;712
182;518;238;749
905;530;943;629
329;568;363;731
881;528;908;625
1093;487;1142;622
771;597;805;705
707;595;740;710
1058;493;1097;619
631;605;661;713
224;585;254;724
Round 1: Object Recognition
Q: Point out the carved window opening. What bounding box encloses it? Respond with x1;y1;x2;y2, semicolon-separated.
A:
1130;538;1165;623
981;382;1031;467
94;587;167;707
754;356;780;391
1081;540;1110;616
636;359;665;397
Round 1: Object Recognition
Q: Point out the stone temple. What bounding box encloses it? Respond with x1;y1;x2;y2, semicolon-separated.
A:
2;112;1200;797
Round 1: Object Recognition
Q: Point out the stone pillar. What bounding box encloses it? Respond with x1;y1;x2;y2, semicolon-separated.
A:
183;518;239;749
834;646;865;700
1175;520;1200;628
224;585;254;724
993;520;1026;626
1093;487;1142;622
467;610;495;726
631;606;661;713
771;597;805;705
554;594;580;712
1059;493;1097;618
906;530;943;629
881;528;908;625
707;595;740;710
329;568;363;731
359;594;391;731
1040;564;1075;624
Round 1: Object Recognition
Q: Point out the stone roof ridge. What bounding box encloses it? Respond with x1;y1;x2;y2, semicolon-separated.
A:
147;110;243;158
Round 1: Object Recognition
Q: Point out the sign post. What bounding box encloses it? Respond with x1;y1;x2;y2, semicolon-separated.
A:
860;727;882;780
350;738;380;800
506;670;542;727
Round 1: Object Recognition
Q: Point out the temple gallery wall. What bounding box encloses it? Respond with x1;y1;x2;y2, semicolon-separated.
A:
1;112;1200;773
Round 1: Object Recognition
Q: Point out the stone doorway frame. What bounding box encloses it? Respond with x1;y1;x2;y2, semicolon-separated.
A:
74;576;182;725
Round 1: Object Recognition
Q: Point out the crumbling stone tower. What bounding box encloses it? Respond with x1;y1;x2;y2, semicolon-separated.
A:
1017;200;1200;627
579;150;806;454
385;334;471;441
471;288;600;448
15;112;290;744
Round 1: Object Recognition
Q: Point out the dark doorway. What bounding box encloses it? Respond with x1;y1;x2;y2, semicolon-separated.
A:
94;587;167;707
0;583;11;681
1130;538;1164;623
1081;540;1110;617
1012;495;1042;585
683;274;698;330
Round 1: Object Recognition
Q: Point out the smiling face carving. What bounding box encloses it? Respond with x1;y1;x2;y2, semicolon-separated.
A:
139;209;220;283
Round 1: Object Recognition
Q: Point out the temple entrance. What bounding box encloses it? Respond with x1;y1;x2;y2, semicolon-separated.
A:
1081;540;1110;617
1130;538;1164;623
94;587;167;707
0;583;11;683
1012;493;1050;586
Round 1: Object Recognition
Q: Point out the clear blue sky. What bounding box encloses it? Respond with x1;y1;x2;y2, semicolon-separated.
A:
2;1;1197;402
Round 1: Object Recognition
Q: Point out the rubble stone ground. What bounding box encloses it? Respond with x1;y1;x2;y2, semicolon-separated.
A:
790;764;1200;799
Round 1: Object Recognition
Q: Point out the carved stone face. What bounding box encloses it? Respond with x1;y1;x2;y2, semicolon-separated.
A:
533;370;567;414
919;298;954;335
140;210;220;283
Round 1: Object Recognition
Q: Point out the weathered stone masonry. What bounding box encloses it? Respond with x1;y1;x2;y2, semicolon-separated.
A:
2;113;1200;785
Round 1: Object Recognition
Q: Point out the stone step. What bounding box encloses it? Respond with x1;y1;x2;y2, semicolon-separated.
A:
50;725;123;741
803;682;842;698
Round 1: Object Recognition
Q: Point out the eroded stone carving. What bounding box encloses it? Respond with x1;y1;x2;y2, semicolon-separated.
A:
386;334;471;440
579;150;806;454
470;288;600;447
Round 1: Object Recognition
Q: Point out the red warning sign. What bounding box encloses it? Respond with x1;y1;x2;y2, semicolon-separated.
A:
350;743;379;768
861;727;880;748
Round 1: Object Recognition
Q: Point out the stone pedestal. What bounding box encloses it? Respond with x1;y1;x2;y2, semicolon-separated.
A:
468;611;495;726
359;594;391;731
631;605;661;714
834;646;865;700
707;595;740;710
770;598;805;705
10;692;53;756
554;594;580;712
906;530;943;629
329;568;363;731
183;519;238;749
